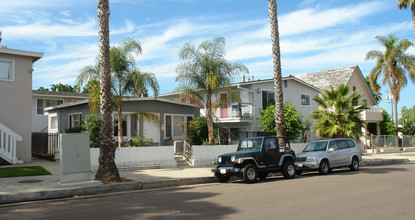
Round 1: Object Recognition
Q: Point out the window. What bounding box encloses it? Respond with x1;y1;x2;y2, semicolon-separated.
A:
0;59;14;81
165;114;193;139
264;138;277;149
50;116;58;130
37;99;63;115
353;86;356;91
262;91;275;110
113;115;128;137
301;94;310;106
69;113;82;128
284;80;287;88
336;140;348;150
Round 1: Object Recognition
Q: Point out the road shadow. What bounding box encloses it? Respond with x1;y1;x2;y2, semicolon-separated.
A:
0;187;236;220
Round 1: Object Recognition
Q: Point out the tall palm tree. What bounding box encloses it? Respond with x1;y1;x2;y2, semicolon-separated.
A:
312;84;369;138
268;0;286;144
365;34;415;133
96;0;120;183
398;0;415;43
176;37;248;144
77;39;160;148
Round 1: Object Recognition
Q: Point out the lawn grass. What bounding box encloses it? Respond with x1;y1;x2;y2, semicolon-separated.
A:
0;166;51;178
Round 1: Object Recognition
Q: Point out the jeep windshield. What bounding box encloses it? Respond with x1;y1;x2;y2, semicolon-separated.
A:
303;141;328;152
238;138;263;151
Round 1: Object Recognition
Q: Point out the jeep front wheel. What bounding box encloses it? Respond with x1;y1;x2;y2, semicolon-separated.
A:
242;164;257;183
282;160;296;179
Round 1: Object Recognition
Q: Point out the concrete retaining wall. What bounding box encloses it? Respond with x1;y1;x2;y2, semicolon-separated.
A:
90;146;176;170
192;145;238;166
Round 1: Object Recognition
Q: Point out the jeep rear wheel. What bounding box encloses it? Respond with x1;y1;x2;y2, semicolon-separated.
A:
243;164;257;183
214;172;230;183
282;160;296;179
319;160;330;175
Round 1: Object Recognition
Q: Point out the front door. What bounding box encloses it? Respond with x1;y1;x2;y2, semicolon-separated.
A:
220;93;228;118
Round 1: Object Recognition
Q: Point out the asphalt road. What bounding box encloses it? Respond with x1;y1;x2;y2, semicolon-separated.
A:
1;163;415;220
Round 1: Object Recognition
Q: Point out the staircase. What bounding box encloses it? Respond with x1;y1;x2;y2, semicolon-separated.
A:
175;155;191;168
0;122;23;164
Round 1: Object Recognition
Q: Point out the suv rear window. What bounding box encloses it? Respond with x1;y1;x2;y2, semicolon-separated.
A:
346;140;355;148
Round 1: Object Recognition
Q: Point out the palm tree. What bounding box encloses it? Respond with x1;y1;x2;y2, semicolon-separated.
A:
365;76;382;103
268;0;286;144
96;0;120;183
176;37;248;144
365;34;415;133
398;0;415;43
311;84;369;138
77;39;160;148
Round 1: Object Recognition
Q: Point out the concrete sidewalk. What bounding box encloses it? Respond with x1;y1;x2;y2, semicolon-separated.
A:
1;152;414;205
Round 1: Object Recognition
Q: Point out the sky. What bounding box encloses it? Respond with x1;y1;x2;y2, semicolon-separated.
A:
1;0;414;118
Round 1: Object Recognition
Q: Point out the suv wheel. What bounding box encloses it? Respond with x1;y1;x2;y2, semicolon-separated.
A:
319;160;330;175
282;160;296;179
243;164;257;183
214;172;230;183
349;157;359;171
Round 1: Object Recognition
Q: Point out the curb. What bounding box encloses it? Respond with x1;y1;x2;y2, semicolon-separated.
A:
360;158;411;167
0;177;216;205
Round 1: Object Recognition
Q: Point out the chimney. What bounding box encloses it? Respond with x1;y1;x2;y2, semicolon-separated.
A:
243;75;245;82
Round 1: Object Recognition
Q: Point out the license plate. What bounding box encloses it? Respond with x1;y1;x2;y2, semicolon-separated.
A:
220;168;227;174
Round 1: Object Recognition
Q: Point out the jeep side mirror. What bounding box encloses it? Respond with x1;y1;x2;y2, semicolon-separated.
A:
329;148;335;152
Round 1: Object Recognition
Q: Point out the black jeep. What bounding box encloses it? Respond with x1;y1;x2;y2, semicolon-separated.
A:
212;136;296;183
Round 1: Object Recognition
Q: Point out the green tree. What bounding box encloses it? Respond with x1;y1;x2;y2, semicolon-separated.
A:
259;102;302;141
77;39;160;148
398;0;415;43
365;34;415;133
38;87;49;91
268;0;286;145
96;0;120;183
50;83;77;92
399;106;415;135
311;84;369;138
175;37;248;144
380;111;396;135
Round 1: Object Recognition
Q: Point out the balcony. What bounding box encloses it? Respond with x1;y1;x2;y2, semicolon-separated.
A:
214;102;253;123
360;106;383;122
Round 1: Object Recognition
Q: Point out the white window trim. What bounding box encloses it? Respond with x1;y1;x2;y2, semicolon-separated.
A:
112;112;132;141
164;114;194;140
48;113;58;132
300;93;311;107
0;58;15;82
68;112;82;129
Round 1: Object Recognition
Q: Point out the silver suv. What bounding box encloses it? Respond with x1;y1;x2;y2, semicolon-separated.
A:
295;138;361;175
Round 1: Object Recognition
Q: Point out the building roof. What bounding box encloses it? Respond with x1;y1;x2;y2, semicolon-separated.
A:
32;90;89;98
44;97;196;112
0;47;43;62
294;66;357;91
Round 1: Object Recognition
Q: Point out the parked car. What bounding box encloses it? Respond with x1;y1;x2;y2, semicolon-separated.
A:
295;138;361;175
212;136;296;183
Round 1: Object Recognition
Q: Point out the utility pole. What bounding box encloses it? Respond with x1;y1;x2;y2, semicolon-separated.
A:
386;90;394;124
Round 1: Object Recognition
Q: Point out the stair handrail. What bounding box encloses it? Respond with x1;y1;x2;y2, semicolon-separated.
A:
183;140;193;165
0;122;22;164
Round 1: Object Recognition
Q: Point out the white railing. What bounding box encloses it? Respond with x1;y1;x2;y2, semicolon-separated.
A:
0;122;22;164
366;106;383;113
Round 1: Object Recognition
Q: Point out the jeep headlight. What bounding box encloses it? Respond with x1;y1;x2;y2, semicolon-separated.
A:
306;156;316;162
218;157;222;163
231;156;236;162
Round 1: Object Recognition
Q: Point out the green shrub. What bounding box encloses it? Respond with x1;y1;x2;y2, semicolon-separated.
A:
82;114;100;148
65;127;82;133
125;136;151;147
187;117;218;145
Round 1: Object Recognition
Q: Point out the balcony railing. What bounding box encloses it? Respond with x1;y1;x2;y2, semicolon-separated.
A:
215;102;253;120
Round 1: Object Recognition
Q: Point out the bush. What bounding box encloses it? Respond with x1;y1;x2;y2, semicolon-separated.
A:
259;102;303;141
187;117;218;145
380;111;395;135
65;127;82;133
124;136;151;147
82;114;100;148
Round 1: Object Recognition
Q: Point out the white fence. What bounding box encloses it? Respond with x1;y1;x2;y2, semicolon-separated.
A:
90;146;176;170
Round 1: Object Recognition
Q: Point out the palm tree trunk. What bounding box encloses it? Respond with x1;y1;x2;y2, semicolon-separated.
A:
206;93;214;144
95;0;120;183
268;0;286;145
412;3;415;44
